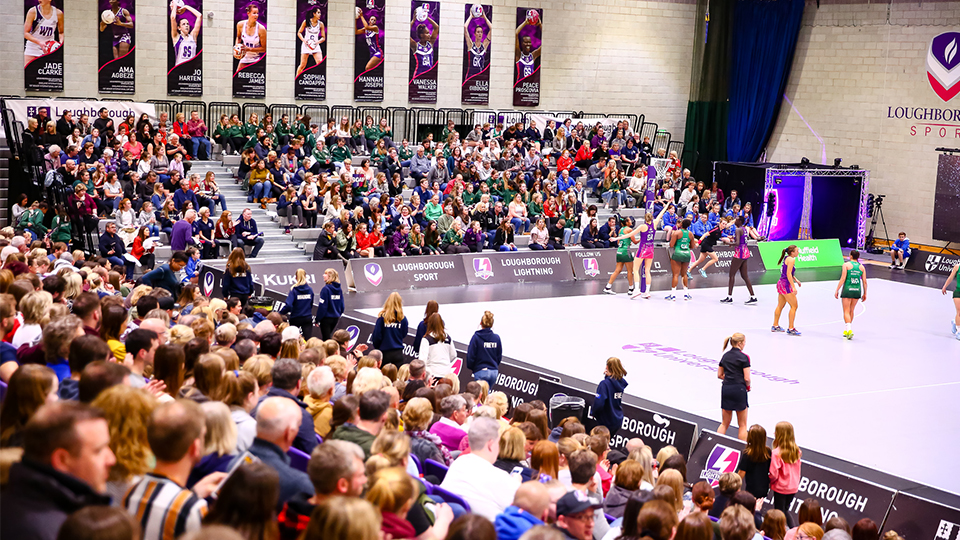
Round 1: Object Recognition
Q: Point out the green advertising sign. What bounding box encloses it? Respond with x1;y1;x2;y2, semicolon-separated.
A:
757;239;844;269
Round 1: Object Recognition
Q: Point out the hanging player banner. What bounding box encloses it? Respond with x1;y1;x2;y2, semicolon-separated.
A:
166;0;202;96
461;4;492;105
513;7;542;107
97;0;135;94
23;0;64;92
408;0;439;103
354;0;385;102
233;0;267;99
294;0;327;100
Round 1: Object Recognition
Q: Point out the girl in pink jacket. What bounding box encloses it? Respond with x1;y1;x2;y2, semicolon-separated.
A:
769;421;802;527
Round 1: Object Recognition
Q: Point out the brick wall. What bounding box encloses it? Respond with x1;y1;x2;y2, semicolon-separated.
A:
765;1;960;247
1;0;697;138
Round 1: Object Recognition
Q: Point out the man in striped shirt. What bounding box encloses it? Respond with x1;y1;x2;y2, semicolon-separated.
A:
123;399;227;540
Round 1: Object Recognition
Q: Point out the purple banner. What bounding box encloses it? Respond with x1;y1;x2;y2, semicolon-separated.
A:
408;1;439;103
23;0;64;92
513;7;541;107
233;0;267;99
461;4;492;105
295;0;326;100
354;0;385;102
97;0;135;94
167;0;202;96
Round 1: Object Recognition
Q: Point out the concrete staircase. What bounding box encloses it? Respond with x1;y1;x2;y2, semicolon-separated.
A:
153;159;313;264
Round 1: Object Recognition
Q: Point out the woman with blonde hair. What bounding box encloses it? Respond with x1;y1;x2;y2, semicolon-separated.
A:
279;268;315;340
304;497;382;540
770;421;802;526
594;357;628;436
466;310;501;389
486;391;509;428
187;401;238;488
373;292;408;368
92;384;158;501
11;290;52;350
243;356;274;396
402;397;451;466
657;468;692;517
494;427;537;481
717;333;750;440
627;445;657;490
169;324;196;345
365;467;422;540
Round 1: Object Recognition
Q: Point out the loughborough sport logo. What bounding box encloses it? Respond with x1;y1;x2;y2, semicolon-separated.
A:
583;258;600;277
474;258;494;280
700;445;741;487
364;263;383;286
202;271;215;297
927;32;960;102
345;325;360;352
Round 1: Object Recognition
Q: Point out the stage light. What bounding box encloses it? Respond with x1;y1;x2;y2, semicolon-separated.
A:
847;238;854;245
775;177;782;184
801;157;810;166
851;164;860;170
834;158;842;167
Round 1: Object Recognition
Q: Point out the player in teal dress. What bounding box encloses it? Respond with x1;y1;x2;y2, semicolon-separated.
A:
835;250;867;340
604;225;635;296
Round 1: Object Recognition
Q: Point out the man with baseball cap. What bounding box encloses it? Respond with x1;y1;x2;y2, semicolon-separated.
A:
554;490;602;540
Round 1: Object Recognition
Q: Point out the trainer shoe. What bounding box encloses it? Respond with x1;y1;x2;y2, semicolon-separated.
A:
771;326;785;332
686;271;692;279
699;268;707;278
745;297;758;305
787;328;802;336
665;294;676;301
842;330;850;339
603;287;616;295
684;294;693;301
631;291;644;299
952;321;957;335
720;297;733;304
847;331;854;340
643;292;652;299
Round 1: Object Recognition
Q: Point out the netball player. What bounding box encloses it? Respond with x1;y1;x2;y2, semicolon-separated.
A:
666;218;697;301
604;224;635;296
940;262;960;339
296;7;325;77
721;217;758;305
689;216;725;278
772;245;802;336
835;250;866;340
355;10;382;71
170;0;201;67
100;0;133;59
234;4;266;69
410;14;438;78
463;10;491;79
23;0;64;68
514;15;541;81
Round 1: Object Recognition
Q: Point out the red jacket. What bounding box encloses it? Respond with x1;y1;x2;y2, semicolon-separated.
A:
557;155;574;172
575;145;594;163
131;236;154;259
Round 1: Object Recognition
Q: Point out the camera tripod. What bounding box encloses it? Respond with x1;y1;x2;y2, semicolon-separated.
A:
865;195;889;254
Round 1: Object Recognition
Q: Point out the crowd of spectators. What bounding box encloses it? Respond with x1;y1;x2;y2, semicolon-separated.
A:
0;258;902;540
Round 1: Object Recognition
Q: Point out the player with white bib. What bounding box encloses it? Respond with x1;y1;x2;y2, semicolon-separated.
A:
235;4;266;66
170;0;201;67
100;0;133;59
296;7;325;77
514;11;541;81
463;6;491;81
23;0;64;68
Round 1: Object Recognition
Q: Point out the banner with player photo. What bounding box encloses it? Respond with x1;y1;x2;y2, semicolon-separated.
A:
97;0;135;94
408;1;439;103
294;0;327;100
166;0;202;96
354;0;385;102
233;0;267;98
461;4;492;105
23;0;64;92
513;7;541;107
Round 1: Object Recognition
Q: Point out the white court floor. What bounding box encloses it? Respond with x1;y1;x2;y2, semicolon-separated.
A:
362;278;960;494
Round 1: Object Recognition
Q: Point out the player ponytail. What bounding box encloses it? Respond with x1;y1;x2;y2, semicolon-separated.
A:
777;245;797;265
480;311;494;329
294;268;307;287
850;250;860;260
723;333;746;351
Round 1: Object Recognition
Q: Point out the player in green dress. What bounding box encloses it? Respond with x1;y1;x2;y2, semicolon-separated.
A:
835;250;867;340
667;218;697;301
941;262;960;340
604;225;635;296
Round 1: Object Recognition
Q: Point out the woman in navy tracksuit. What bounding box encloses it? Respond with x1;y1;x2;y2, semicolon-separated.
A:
466;311;502;389
314;268;345;340
280;268;315;340
372;292;409;367
593;357;629;436
222;248;255;306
